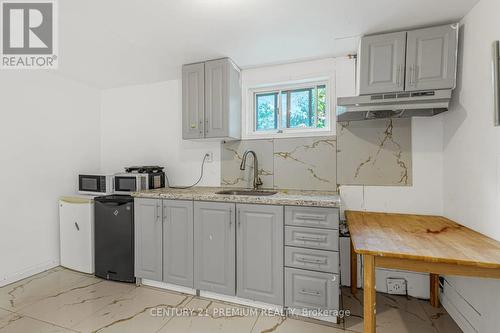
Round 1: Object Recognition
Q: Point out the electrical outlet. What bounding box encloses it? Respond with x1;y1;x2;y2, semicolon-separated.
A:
386;278;407;295
205;152;213;163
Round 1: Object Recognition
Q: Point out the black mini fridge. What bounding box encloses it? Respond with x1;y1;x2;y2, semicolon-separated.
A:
94;195;135;283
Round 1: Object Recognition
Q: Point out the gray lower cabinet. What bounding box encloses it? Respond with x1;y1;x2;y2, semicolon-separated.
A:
284;206;340;317
285;268;339;311
134;198;340;314
194;201;236;296
285;247;339;274
162;200;194;288
236;204;283;305
285;226;339;251
135;198;163;281
285;206;339;230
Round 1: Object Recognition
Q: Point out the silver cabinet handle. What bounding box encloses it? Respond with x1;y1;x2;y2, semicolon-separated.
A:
237;209;241;228
409;64;417;85
162;205;167;223
74;222;80;231
295;214;325;221
296;256;327;264
299;289;321;296
156;203;160;221
408;65;414;85
229;207;233;228
396;65;400;86
296;235;326;242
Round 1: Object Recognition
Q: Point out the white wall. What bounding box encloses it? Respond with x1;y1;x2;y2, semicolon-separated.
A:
100;58;356;186
340;116;444;298
100;80;221;186
340;116;444;216
0;71;101;286
441;0;500;331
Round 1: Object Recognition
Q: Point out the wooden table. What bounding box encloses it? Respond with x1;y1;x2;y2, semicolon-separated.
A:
346;210;500;333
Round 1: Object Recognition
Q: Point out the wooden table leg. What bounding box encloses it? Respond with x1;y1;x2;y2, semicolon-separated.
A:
351;239;357;294
364;255;376;333
430;273;440;308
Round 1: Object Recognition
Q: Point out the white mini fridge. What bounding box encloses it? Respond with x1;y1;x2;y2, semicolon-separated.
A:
59;195;95;274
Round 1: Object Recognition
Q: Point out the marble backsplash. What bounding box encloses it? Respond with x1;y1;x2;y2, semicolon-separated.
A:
221;137;337;191
221;119;412;190
337;118;412;186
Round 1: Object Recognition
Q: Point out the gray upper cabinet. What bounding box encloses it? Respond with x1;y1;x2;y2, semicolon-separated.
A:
194;201;236;296
162;200;194;288
236;204;283;305
358;31;406;95
135;198;163;281
182;58;241;140
405;24;458;91
358;24;458;95
182;63;205;139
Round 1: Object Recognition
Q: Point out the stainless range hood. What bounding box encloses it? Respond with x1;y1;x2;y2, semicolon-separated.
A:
336;90;452;122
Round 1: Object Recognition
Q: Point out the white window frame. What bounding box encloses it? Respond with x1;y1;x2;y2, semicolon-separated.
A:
244;78;334;139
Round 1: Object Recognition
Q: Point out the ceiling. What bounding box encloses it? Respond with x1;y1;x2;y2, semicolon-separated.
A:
57;0;479;89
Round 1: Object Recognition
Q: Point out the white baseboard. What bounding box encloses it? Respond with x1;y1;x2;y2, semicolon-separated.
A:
140;281;337;324
141;279;197;295
0;259;60;287
199;290;283;312
199;291;337;324
441;278;478;333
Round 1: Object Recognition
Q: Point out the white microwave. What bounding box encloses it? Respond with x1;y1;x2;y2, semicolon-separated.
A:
114;173;149;194
78;174;114;195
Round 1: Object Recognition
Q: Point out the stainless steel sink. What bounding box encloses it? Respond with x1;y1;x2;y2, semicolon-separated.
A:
215;190;277;196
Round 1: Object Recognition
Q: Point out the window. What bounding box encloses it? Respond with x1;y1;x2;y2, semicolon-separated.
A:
254;83;328;134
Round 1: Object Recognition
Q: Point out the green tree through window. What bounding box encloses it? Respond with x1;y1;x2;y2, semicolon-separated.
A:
255;84;327;132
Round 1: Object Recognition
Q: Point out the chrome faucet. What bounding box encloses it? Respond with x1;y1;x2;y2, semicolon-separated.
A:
240;150;263;190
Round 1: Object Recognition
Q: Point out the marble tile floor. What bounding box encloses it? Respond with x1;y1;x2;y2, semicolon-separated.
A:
0;267;462;333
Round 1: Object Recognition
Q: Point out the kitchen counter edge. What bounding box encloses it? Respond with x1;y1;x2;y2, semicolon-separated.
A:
132;187;341;208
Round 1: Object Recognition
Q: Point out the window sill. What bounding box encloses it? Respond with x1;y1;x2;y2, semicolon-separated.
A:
242;128;335;140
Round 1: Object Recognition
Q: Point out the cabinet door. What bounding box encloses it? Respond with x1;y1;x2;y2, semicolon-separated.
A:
236;204;283;305
194;202;235;295
285;268;339;311
204;59;229;138
163;200;194;288
182;62;205;139
405;24;458;91
59;199;94;274
134;198;162;280
358;32;406;94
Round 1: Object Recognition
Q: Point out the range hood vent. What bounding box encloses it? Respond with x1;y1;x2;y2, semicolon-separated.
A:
337;89;451;122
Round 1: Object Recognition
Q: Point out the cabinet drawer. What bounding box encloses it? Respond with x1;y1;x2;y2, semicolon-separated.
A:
285;206;339;229
285;226;338;251
285;247;339;273
285;268;339;311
